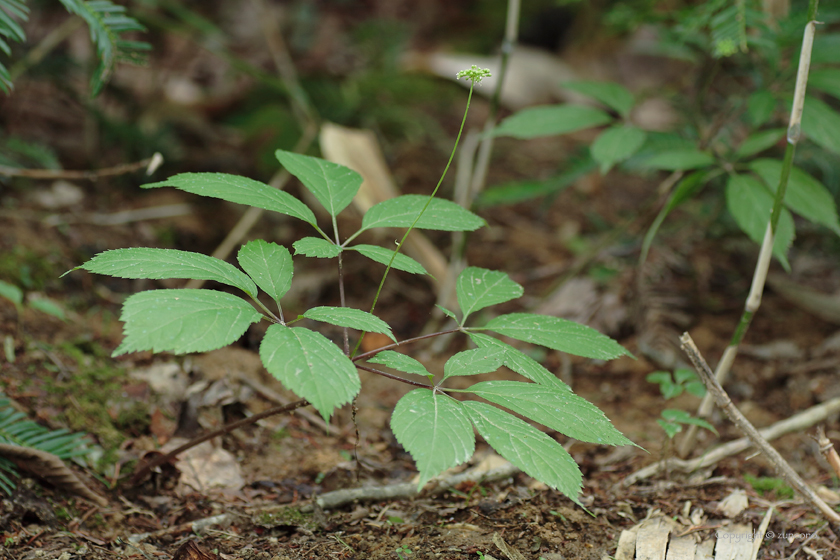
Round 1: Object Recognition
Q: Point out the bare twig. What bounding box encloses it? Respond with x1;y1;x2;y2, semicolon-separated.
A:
815;426;840;480
233;372;330;433
680;332;840;527
622;397;840;486
0;153;162;180
126;400;309;486
303;460;520;510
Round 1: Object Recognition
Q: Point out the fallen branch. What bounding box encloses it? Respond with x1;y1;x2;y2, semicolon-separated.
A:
0;153;162;180
303;461;520;511
680;332;840;527
622;396;840;487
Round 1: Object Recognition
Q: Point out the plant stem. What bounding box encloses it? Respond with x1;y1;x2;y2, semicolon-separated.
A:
679;4;818;457
352;328;461;362
355;364;433;389
350;82;479;358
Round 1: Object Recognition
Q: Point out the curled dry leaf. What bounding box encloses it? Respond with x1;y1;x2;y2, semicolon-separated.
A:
0;443;107;506
171;540;216;560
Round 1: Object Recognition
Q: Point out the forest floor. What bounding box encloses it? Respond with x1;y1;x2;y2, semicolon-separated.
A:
2;2;840;559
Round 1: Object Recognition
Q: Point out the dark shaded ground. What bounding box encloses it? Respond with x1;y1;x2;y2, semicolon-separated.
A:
2;2;840;559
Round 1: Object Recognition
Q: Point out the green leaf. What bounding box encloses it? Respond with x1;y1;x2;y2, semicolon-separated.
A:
275;150;362;217
463;401;583;506
645;371;672;385
237;240;293;303
734;129;784;160
812;34;840;64
685;382;707;398
801;96;840;155
467;380;633;446
808;69;840;101
360;195;485;232
477;155;595;207
748;159;840;235
293;237;341;258
657;419;682;439
436;305;457;321
468;332;570;390
28;297;65;321
113;289;262;356
562;81;635;118
725;174;794;269
303;306;395;342
74;248;258;296
661;409;717;434
590;125;647;174
0;280;22;306
442;348;505;380
478;313;631;360
349;245;429;275
390;389;475;489
260;324;360;423
492;105;613;139
640;149;715;171
456;267;523;324
746;90;776;127
673;368;697;384
366;350;431;377
143;173;317;226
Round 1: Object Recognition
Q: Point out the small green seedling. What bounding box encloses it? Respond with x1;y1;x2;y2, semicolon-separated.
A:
395;544;413;559
647;369;715;439
646;368;706;400
67;67;636;509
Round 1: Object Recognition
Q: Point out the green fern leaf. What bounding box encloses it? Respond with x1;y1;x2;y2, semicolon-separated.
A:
0;395;92;494
56;0;149;95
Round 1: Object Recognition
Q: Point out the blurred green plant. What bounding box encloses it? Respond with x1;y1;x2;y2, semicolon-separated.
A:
479;2;840;273
67;67;637;509
0;0;149;95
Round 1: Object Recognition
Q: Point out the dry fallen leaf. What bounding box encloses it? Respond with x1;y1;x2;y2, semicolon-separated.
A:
171;540;216;560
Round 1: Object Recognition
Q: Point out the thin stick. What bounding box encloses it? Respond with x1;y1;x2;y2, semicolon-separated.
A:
679;9;818;457
622;396;840;486
815;426;840;480
126;400;309;486
0;153;162;180
680;332;840;527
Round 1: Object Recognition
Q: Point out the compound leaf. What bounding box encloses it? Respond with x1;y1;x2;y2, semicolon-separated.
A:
468;333;570;390
260;324;360;423
293;237;341;258
349;245;429;275
466;380;633;446
237;240;293;303
478;313;630;360
144;173;317;226
303;306;395;342
493;105;612;139
749;159;840;235
275;150;361;217
456;267;523;324
390;389;475;489
590;125;647;174
113;289;261;356
442;348;505;381
463;401;583;506
361;195;485;232
366;350;430;377
75;248;257;296
562;81;635;118
725;174;794;269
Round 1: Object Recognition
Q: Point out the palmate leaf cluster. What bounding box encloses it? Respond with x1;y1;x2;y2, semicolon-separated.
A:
0;0;148;95
71;149;635;507
0;395;91;494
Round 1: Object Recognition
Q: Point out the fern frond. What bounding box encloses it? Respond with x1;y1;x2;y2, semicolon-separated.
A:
56;0;149;95
0;0;30;93
0;395;92;494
